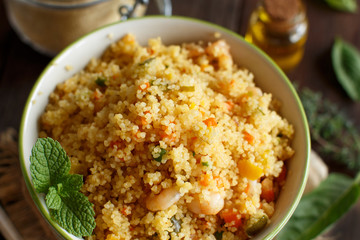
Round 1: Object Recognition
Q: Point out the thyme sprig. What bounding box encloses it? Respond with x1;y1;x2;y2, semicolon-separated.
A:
299;87;360;172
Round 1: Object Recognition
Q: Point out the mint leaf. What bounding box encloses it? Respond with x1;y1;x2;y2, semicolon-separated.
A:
29;138;95;237
58;174;83;197
30;138;70;193
46;187;62;210
50;191;95;237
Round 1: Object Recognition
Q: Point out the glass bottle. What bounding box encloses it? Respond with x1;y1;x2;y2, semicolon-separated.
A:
245;0;308;72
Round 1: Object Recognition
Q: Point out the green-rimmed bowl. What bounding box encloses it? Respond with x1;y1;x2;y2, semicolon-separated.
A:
19;16;310;240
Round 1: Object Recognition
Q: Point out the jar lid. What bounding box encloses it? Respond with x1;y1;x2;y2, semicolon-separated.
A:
264;0;300;21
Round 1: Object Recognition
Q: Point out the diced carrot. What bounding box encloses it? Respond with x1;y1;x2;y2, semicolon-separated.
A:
244;182;250;194
140;111;151;125
243;131;254;144
238;161;263;181
261;178;275;202
225;101;234;111
160;131;176;143
93;89;103;100
138;82;150;91
221;209;242;228
199;174;212;187
140;117;148;125
203;118;217;127
147;47;155;55
213;176;224;188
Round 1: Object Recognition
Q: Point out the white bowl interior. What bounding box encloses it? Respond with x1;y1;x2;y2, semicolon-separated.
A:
20;17;310;240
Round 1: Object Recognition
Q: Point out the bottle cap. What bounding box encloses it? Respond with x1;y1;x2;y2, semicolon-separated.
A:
264;0;300;21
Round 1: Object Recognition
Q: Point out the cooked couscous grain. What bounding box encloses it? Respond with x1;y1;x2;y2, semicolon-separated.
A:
39;34;294;240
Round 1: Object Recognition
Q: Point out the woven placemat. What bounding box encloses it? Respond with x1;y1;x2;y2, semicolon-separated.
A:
0;128;57;240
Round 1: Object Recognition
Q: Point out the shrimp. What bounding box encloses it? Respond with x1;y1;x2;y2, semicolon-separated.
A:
205;40;233;69
145;186;181;211
188;191;224;215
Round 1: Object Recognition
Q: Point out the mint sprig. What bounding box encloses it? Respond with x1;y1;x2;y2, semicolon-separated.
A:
30;138;95;237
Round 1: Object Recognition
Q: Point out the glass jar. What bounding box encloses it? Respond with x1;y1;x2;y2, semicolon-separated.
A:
4;0;171;56
245;0;308;72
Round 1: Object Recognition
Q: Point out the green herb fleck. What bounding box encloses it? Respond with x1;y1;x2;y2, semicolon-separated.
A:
214;231;223;240
257;107;265;115
30;138;95;237
154;147;167;162
332;37;360;101
95;77;107;87
139;57;156;66
192;151;196;157
201;162;209;167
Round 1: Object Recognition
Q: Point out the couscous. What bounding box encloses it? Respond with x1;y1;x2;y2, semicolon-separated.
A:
39;34;294;240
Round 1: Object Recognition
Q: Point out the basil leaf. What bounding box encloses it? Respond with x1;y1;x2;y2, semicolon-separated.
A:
277;173;360;240
30;138;71;193
324;0;357;12
332;38;360;100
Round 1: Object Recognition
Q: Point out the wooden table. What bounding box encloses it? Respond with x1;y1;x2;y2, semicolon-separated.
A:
0;0;359;239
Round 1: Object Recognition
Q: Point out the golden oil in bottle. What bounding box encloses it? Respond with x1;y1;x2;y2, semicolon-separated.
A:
245;0;308;72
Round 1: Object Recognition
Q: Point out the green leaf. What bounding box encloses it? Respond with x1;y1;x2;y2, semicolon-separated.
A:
324;0;357;12
30;138;70;193
95;77;107;87
50;191;95;237
332;38;360;100
29;138;96;237
298;87;360;172
46;187;62;210
154;148;167;162
58;174;83;197
277;173;360;240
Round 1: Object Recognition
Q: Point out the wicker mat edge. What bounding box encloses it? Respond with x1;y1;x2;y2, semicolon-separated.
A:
0;128;56;240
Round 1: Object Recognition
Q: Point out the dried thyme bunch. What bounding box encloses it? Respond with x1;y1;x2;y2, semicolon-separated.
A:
299;87;360;173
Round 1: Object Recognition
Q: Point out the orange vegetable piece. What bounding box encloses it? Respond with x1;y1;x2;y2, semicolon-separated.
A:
243;131;254;144
93;89;103;100
221;209;242;228
261;178;275;202
138;82;150;91
199;173;212;186
277;165;287;185
213;176;224;188
203;118;217;127
238;161;263;180
225;101;234;111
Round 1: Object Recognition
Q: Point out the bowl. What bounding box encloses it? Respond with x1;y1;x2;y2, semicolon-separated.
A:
19;16;310;240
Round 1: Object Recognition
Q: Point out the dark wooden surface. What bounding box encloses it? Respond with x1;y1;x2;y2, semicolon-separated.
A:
0;0;360;239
